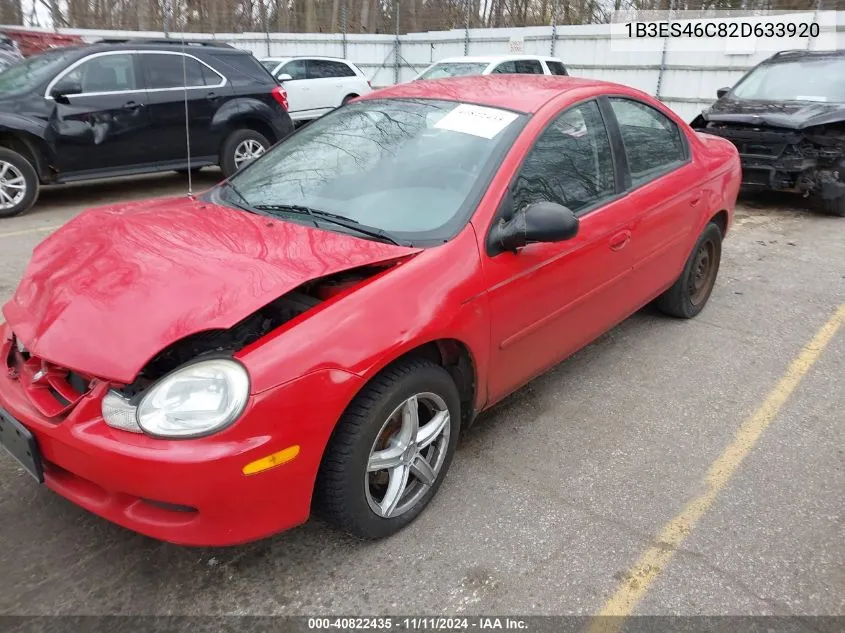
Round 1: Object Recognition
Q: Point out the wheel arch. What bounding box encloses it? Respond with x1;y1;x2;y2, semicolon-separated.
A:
0;128;50;181
709;209;729;237
348;337;480;432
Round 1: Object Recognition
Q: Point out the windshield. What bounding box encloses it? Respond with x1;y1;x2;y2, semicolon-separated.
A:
418;62;489;80
260;60;280;73
731;57;845;103
221;98;524;243
0;49;76;95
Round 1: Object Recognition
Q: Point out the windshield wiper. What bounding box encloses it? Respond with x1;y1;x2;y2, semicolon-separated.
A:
220;181;253;212
253;204;403;246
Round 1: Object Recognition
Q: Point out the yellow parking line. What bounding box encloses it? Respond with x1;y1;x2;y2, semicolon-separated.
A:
0;225;60;239
588;303;845;633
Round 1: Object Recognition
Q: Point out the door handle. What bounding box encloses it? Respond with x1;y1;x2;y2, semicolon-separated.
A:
206;92;219;101
609;230;632;251
122;100;143;110
689;193;702;207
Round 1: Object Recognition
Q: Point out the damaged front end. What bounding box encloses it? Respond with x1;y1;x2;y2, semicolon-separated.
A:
4;262;394;437
694;118;845;202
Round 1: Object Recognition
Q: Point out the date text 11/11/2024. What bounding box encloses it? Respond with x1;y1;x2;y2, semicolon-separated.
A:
306;617;529;630
624;20;820;38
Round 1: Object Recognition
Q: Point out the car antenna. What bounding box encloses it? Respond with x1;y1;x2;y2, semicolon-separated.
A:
180;23;194;198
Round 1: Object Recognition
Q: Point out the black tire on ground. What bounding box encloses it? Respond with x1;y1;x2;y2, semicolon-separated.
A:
314;357;461;539
219;129;270;178
0;147;39;218
655;221;723;319
820;195;845;217
341;94;359;105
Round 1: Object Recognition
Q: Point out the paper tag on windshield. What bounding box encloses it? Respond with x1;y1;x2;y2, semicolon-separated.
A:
434;104;519;139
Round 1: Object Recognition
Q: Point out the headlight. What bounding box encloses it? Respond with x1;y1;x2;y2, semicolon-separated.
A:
137;359;250;438
102;358;250;438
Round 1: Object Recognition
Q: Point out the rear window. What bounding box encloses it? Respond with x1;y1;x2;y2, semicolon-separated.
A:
208;52;276;86
546;61;568;76
308;59;356;79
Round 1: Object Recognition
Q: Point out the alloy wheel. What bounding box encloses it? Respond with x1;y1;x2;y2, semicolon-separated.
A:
233;139;266;169
365;392;451;519
0;161;26;210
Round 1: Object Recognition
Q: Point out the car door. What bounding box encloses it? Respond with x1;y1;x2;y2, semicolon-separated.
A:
604;97;704;296
306;59;357;112
139;51;228;166
277;59;313;119
48;52;151;175
482;99;641;402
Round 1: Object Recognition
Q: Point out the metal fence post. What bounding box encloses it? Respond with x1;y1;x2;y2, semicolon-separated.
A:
341;6;348;59
549;5;557;56
655;0;675;99
464;0;470;55
394;0;401;84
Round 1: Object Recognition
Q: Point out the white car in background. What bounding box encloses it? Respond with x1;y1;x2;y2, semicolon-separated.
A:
260;56;372;123
416;55;568;80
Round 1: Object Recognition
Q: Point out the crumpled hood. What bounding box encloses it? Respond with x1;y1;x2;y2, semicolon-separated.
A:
3;197;418;383
703;98;845;130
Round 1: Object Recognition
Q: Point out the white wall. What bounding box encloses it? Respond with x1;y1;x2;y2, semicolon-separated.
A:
8;12;845;122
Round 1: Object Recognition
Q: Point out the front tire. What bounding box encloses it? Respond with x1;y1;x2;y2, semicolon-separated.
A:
315;358;460;539
655;222;723;319
0;147;38;218
820;194;845;217
220;129;270;178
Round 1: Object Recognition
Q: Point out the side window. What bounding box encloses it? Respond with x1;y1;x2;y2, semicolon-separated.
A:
65;54;138;93
608;98;685;184
491;61;516;74
512;100;615;215
514;60;543;74
308;59;356;78
281;59;307;80
142;54;219;89
546;61;568;76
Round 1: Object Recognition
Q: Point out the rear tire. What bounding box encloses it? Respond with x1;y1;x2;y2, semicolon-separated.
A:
655;222;723;319
220;129;270;178
0;147;38;218
820;195;845;217
314;358;460;539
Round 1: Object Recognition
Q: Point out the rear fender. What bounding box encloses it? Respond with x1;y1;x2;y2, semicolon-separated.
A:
211;98;280;139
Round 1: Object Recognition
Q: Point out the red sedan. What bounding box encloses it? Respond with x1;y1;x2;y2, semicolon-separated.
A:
0;76;741;545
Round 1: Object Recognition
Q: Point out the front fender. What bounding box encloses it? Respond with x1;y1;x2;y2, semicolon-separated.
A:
238;228;491;411
0;114;53;179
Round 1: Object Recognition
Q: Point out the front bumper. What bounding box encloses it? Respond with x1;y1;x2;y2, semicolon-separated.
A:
0;327;362;545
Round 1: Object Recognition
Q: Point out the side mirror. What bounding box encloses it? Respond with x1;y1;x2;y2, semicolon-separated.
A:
716;86;730;99
276;73;293;82
489;201;579;254
51;79;82;101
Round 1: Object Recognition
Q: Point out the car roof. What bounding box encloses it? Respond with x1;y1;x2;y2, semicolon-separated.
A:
362;75;611;114
81;39;243;54
764;49;845;62
262;56;355;63
429;55;564;64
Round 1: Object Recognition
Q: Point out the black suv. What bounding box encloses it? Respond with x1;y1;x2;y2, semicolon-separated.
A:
0;38;294;217
691;49;845;217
